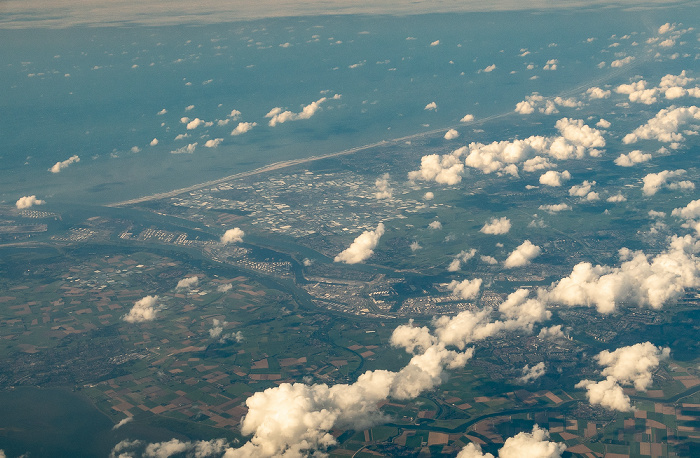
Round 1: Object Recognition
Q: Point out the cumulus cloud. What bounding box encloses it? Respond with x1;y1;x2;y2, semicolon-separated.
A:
515;94;582;115
221;227;244;244
231;121;257;136
596;118;611;129
538;324;565;339
217;283;233;292
16;195;45;209
545;234;700;313
576;343;670;411
447;278;482;299
481;255;498;265
642;169;694;195
539;203;571;213
614;150;651;166
448;249;477;271
543;59;558;71
334;223;385;264
460;114;475;123
444;128;459;140
480;217;511;235
157;108;167;115
481;64;496;73
150;138;159;146
374;173;393;199
611;56;634;67
170;143;197;154
176;276;198;290
122;295;159;323
49;155;80;173
204;138;223;148
569;180;599;201
111;438;229;458
266;97;332;126
587;87;611;99
408;147;465;185
519;362;546;383
504;240;541;268
209;318;243;343
428;220;442;230
410;241;422;252
457;425;565;458
424;101;438;111
607;193;627;203
423;191;435;200
112;416;133;430
539;170;571;187
623;106;700;144
186;117;205;130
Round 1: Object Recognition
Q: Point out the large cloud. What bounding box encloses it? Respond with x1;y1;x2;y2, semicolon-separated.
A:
447;278;482;300
15;195;45;209
122;295;159;323
539;170;570;187
623;105;700;145
480;217;511;235
221;227;245;244
110;438;228;458
614;150;651;167
642;169;694;196
49;154;80;173
231;121;257;136
504;240;541;268
545;234;700;313
457;425;566;458
266;97;335;126
334;223;385;264
576;342;670;411
408;147;465;185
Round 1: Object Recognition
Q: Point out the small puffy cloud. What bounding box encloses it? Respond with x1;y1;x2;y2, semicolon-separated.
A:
176;276;199;290
539;170;571;187
642;169;694;195
374;173;393;199
408;147;465;185
49;154;80;173
150;138;159;146
157;108;167;115
523;156;555;172
334;223;385;264
596;118;611;128
410;241;422;252
460;114;475;123
480;217;511;235
538;325;565;339
217;283;233;292
16;195;45;209
430;40;440;46
444;128;459;140
424;101;438;111
539;203;571;213
447;278;482;300
587;87;611;99
519;362;546;383
576;377;633;412
204;138;223;148
611;56;635;67
423;191;435;200
131;146;141;153
112;439;229;458
112;417;133;430
543;59;558;71
481;255;498;265
623;106;700;144
498;425;566;458
606;193;627;203
672;199;700;221
481;64;496;73
515;100;535;114
614;150;651;167
185;104;195;111
658;22;675;34
569;180;596;197
428;220;442;230
504;240;541;268
221;227;244;244
209;318;244;343
266;97;329;126
231;121;257;136
448;249;477;272
170;143;197;154
229;109;242;119
186;117;205;130
122;295;159;323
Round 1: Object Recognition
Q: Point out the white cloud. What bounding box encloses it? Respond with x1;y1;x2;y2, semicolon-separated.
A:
131;146;141;153
623;106;700;144
481;255;498;265
424;101;438;111
112;416;133;430
576;342;670;411
49;154;80;173
150;138;159;146
444;128;459;140
480;217;511;235
515;100;535;114
122;295;159;323
642;169;694;195
482;64;496;73
334;223;385;264
614;150;652;167
523;156;555;172
186;117;205;130
209;318;244;343
176;276;198;290
587;87;611;99
538;325;565;339
611;56;635;67
231;121;257;136
410;241;422;252
448;278;482;299
111;438;229;458
539;203;571;213
374;173;393;199
16;195;45;209
266;97;330;126
428;220;442;230
204;138;223;148
229;109;242;120
519;362;546;383
408;147;465;185
569;180;596;199
217;283;233;292
457;426;566;458
545;234;700;313
185;105;195;111
504;240;541;268
157;108;167;115
430;40;440;46
221;227;244;244
543;59;558;71
423;191;435;200
596;118;611;128
606;193;627;203
460;114;475;122
448;249;477;271
170;143;197;154
672;199;700;221
539;170;571;187
658;22;675;34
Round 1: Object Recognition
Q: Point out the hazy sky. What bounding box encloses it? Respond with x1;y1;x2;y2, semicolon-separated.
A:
0;0;692;28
